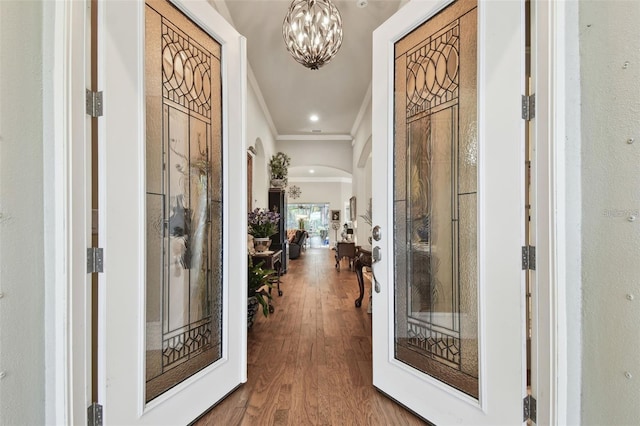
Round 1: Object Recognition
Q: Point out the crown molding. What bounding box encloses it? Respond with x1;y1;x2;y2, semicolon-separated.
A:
276;134;353;141
289;177;352;184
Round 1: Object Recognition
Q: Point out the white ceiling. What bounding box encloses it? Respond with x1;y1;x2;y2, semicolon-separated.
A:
216;0;402;138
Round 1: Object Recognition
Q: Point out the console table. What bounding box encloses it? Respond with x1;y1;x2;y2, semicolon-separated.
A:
354;247;372;308
251;249;283;296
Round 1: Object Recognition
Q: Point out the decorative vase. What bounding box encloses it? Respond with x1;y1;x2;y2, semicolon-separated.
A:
253;237;272;252
247;296;260;329
270;178;285;188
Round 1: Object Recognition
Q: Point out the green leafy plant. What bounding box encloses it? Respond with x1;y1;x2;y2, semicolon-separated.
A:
269;152;291;187
248;260;276;317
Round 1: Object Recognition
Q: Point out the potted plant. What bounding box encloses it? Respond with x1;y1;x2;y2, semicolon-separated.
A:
247;260;276;328
248;208;280;252
269;151;291;188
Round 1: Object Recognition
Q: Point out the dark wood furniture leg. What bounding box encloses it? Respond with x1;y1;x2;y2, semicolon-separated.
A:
274;258;283;296
354;249;372;308
269;250;283;297
354;257;365;308
266;254;282;314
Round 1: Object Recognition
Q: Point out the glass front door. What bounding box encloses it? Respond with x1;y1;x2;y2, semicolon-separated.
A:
144;0;223;402
393;0;479;399
98;0;246;422
371;0;527;423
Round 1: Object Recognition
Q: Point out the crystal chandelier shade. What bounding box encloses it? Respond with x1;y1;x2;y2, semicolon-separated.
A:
282;0;344;70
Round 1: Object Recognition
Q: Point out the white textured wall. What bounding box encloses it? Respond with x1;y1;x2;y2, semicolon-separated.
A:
579;1;640;424
563;1;583;423
351;99;373;246
247;83;277;209
0;1;46;424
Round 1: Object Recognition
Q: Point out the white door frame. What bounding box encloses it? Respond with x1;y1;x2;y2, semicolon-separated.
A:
49;0;92;424
530;0;570;424
48;0;570;423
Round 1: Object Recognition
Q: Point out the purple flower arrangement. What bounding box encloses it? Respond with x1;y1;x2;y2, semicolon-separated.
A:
248;208;280;238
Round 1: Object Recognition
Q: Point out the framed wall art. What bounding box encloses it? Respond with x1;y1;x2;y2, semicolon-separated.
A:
349;196;356;221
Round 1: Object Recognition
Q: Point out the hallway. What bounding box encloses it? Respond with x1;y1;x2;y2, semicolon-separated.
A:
196;248;426;425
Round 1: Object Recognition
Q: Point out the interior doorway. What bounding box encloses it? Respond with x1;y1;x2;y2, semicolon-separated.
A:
287;203;331;248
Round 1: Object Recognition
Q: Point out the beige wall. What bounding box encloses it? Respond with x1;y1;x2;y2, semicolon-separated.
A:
0;1;47;424
577;1;640;424
247;83;277;210
351;98;373;246
563;1;583;423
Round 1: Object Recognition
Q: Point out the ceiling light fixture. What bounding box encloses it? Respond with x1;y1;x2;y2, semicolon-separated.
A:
282;0;343;70
310;114;319;122
309;169;315;173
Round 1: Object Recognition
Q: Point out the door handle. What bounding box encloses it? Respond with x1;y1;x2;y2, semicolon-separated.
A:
372;225;382;241
371;246;381;293
372;246;381;262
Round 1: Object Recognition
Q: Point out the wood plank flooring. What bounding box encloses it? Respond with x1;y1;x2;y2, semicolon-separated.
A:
195;248;426;426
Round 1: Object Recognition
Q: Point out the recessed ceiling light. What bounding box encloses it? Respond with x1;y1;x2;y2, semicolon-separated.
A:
309;169;315;173
309;114;319;122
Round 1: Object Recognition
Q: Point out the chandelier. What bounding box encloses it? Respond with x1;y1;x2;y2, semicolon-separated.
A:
282;0;344;70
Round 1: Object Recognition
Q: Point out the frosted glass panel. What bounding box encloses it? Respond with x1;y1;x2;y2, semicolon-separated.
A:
145;0;222;403
393;0;479;399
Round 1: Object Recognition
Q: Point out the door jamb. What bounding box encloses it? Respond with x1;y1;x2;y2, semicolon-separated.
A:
50;0;91;424
531;0;569;424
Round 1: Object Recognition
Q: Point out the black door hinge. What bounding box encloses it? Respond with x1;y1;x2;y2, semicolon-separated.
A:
523;395;537;422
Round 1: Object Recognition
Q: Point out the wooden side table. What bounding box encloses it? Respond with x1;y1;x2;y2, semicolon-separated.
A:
251;249;283;296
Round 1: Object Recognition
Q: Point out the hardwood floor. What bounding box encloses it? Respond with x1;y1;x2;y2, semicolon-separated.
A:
195;247;426;426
